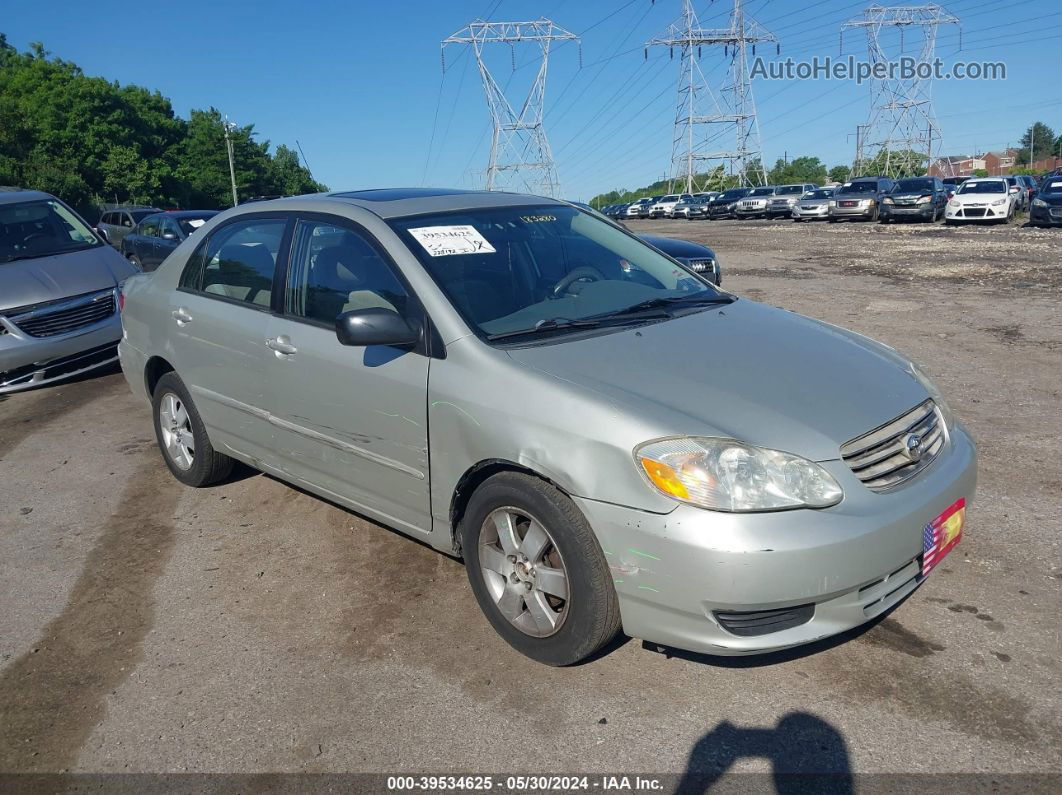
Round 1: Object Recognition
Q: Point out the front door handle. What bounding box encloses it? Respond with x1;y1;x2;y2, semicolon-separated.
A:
266;336;298;356
172;307;193;325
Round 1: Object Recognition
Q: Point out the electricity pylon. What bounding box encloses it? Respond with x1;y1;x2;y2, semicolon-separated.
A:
646;0;775;191
842;5;960;177
443;19;578;197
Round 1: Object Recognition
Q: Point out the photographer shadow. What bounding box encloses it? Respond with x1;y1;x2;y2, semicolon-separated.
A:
676;712;852;794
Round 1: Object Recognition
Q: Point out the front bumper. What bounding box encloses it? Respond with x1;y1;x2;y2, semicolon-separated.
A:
574;424;977;656
1030;205;1062;225
945;203;1008;221
792;205;829;219
0;309;122;394
766;203;795;216
830;203;877;219
881;203;935;220
734;204;768;217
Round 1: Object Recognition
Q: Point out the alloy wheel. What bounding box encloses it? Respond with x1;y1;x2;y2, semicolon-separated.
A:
478;507;570;638
158;391;195;470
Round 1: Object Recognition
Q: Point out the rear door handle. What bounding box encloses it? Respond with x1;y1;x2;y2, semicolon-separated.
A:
172;307;193;325
266;336;298;355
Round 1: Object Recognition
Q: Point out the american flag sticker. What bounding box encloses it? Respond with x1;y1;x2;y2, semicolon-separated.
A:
922;497;966;576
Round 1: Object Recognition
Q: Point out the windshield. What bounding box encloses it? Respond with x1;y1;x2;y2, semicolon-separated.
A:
804;189;832;200
176;214;215;236
390;205;723;341
660;195;680;202
776;186;804;195
0;199;101;263
717;189;749;201
749;187;774;197
957;181;1005;194
836;181;879;195
1041;179;1062;194
893;179;935;193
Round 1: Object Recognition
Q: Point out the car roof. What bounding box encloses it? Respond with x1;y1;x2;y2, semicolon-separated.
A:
248;188;566;220
0;189;55;206
156;209;219;217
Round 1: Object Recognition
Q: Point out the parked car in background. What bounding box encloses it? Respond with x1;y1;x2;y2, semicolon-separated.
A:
765;184;818;219
880;177;947;223
945;177;1016;224
121;210;219;271
638;234;721;285
1003;176;1028;211
1029;175;1062;227
649;194;689;219
941;176;966;199
97;206;161;248
829;177;895;222
1018;175;1039;206
0;189;139;393
672;194;717;220
791;187;835;221
706;187;753;219
639;196;664;218
734;186;777;219
624;198;652;220
118;187;975;665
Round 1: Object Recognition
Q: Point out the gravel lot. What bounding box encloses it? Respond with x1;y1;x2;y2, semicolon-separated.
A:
1;216;1060;784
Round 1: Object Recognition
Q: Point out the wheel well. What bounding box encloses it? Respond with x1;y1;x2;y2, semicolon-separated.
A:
144;356;175;398
448;459;568;555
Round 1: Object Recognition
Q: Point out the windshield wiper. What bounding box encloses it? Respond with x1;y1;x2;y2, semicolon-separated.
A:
598;292;735;319
486;317;609;341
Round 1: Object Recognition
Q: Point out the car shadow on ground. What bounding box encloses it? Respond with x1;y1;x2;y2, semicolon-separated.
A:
676;712;853;794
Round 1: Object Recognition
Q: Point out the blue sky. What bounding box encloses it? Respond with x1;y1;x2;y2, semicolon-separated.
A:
4;0;1059;199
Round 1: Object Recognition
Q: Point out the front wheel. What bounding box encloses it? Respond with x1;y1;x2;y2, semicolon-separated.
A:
461;472;620;665
152;372;234;487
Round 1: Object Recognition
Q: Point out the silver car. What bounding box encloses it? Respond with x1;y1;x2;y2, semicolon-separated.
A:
1;189;139;393
118;189;977;665
792;188;835;221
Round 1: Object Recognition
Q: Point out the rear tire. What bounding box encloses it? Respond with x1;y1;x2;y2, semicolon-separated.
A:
460;472;621;666
152;372;234;487
127;254;143;271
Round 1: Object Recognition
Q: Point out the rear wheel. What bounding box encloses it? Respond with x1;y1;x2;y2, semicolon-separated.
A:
127;254;143;271
152;372;234;487
461;472;620;665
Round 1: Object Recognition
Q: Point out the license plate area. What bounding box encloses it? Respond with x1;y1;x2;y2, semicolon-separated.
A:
922;497;965;576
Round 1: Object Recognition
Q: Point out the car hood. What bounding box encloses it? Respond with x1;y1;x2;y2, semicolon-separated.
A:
891;193;932;200
638;234;716;259
506;299;928;462
0;246;138;312
951;193;1006;204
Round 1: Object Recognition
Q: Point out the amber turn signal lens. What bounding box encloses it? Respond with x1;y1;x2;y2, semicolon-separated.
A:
639;458;689;500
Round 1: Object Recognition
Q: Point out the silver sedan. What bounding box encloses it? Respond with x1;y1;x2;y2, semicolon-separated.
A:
118;189;977;665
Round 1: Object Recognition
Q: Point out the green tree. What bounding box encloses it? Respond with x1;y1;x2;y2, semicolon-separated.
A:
1015;121;1056;165
767;156;828;185
971;168;989;178
858;149;927;178
828;164;851;183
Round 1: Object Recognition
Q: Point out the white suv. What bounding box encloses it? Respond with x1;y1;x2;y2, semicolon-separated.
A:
649;194;690;219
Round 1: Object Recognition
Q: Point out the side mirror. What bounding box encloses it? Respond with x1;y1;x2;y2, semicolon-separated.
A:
335;307;419;348
161;231;178;241
95;227;109;242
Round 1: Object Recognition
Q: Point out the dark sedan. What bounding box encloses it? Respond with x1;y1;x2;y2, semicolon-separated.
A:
120;210;218;271
1030;176;1062;227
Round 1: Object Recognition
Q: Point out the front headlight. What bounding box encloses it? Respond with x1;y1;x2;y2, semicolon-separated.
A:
635;437;843;512
908;362;954;429
991;198;1007;206
828;200;836;207
882;197;895;205
1032;198;1046;207
917;195;932;204
948;199;960;207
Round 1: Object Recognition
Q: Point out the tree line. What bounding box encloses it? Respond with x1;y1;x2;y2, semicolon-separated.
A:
0;35;326;219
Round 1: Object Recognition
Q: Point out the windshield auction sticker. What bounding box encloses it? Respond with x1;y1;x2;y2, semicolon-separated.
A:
408;225;496;257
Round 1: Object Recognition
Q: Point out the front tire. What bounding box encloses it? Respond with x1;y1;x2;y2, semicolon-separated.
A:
152;372;234;487
460;472;620;665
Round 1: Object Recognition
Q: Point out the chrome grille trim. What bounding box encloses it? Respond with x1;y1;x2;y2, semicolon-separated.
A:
9;289;116;338
840;400;945;492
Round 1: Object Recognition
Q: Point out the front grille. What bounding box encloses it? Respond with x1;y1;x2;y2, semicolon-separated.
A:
714;604;814;637
10;290;115;338
839;200;858;207
963;208;987;217
841;400;945;492
683;258;715;273
859;557;921;618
